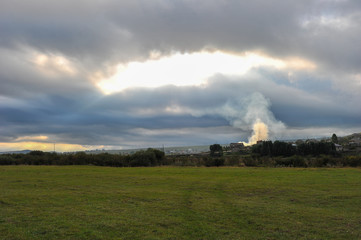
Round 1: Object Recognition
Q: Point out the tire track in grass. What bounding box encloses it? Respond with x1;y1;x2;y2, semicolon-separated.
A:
210;180;252;239
176;179;218;240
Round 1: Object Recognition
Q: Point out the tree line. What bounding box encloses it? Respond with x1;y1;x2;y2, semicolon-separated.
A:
0;148;165;167
251;141;336;157
0;141;360;167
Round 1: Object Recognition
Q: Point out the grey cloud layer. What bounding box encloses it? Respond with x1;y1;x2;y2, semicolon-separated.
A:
2;0;361;70
1;69;359;146
0;0;360;148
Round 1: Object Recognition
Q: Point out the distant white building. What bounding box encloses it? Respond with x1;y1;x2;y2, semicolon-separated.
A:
334;144;343;151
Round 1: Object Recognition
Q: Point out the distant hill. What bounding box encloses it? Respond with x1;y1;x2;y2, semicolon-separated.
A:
338;132;361;145
0;150;32;155
342;132;361;139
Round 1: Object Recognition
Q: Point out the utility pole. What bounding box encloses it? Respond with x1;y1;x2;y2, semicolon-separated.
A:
54;143;56;153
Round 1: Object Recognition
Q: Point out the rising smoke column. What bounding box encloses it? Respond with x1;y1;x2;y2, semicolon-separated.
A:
188;92;285;144
234;93;284;145
213;92;284;144
241;118;269;146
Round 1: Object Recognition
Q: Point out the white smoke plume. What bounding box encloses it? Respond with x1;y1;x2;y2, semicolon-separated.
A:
193;92;286;145
225;92;285;145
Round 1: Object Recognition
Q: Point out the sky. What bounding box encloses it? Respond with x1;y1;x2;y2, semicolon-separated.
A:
1;0;361;152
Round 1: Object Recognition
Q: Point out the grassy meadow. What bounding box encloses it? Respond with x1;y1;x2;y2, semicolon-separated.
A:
1;166;361;240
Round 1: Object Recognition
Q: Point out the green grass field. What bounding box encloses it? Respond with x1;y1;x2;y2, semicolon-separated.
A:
1;166;360;240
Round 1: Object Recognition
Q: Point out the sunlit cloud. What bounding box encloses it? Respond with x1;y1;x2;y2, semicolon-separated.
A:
285;58;316;70
0;142;103;152
32;52;77;77
1;134;103;152
15;135;49;142
97;51;315;94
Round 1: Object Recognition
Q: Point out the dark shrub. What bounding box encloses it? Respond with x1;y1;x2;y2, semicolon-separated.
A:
306;157;325;167
0;155;14;165
73;152;88;165
243;156;258;167
291;156;307;167
275;157;293;167
258;157;276;167
225;156;240;166
29;150;45;156
129;150;155;167
203;156;215;167
214;158;225;167
343;156;361;167
148;148;165;165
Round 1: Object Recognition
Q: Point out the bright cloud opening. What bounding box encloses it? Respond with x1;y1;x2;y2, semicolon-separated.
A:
97;51;315;95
